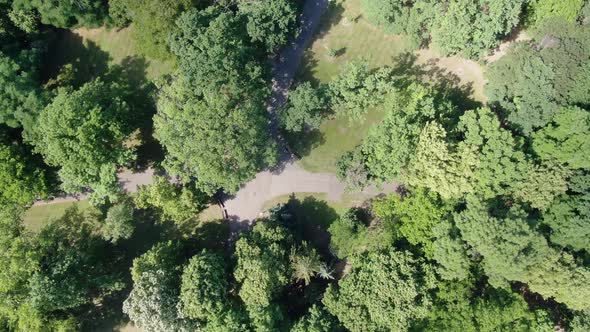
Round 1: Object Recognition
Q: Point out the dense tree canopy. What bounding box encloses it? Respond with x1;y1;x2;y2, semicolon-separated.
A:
533;106;590;170
0;206;126;330
135;175;208;223
234;221;293;330
154;77;277;194
431;0;526;58
425;279;555;331
526;0;586;28
12;0;106;28
237;0;299;52
0;137;48;207
169;7;267;94
0;50;45;131
337;82;453;188
323;249;437;331
179;250;230;321
456;199;590;310
156;7;277;194
123;242;196;332
486;21;590;134
361;0;527;58
35;79;135;203
280;82;328;132
360;0;437;48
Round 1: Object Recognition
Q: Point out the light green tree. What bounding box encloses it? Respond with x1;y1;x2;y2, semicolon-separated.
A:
135;176;208;223
323;249;437;331
35;79;135;204
102;201;134;243
179;250;230;321
234;222;293;331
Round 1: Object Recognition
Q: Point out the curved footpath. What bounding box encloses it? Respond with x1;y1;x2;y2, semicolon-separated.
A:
34;0;396;223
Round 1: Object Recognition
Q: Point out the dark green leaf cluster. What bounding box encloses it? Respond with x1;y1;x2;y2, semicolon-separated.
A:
12;0;107;28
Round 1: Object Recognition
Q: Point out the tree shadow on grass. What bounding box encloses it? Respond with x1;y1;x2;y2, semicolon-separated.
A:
107;57;164;171
295;49;321;86
42;30;164;171
391;52;482;112
41;29;111;87
283;195;339;258
313;1;345;42
284;128;326;160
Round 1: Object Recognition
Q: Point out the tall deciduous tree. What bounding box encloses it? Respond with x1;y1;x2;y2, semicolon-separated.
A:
361;0;437;48
486;42;558;134
543;194;590;252
407;108;567;208
0;50;45;131
158;7;277;193
430;0;526;58
12;0;106;28
526;0;586;28
533;106;590;170
0;137;48;207
280;82;328;132
123;241;197;332
179;250;230;321
455;199;590;310
323;249;437;331
234;222;293;330
30;207;125;313
169;7;267;94
237;0;298;52
154;77;277;194
35;79;135;203
135;176;208;223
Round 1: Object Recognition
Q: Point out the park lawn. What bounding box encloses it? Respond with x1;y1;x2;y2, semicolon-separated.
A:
73;26;174;80
294;0;410;173
198;204;224;222
300;0;412;84
43;25;173;83
292;106;386;173
295;0;487;173
23;200;91;232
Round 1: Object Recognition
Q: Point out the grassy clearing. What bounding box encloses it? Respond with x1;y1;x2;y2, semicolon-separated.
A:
73;26;174;80
294;0;487;173
289;106;386;173
43;25;173;84
23;200;91;232
299;0;412;84
198;204;224;222
294;0;410;173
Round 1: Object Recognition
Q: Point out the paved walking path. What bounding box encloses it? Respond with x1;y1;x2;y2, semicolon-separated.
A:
33;0;397;224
